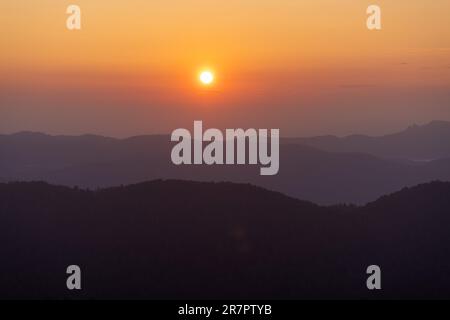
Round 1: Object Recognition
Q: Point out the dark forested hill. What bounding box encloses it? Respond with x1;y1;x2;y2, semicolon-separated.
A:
1;180;450;299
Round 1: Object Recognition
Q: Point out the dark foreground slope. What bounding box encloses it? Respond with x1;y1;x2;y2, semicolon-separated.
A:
1;180;450;299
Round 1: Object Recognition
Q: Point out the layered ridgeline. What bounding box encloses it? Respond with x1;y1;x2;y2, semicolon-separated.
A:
2;121;450;204
1;180;450;299
287;120;450;160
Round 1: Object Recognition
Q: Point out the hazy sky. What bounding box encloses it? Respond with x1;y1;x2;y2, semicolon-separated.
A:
1;0;450;137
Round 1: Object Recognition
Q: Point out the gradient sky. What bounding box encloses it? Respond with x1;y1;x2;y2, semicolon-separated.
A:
1;0;450;137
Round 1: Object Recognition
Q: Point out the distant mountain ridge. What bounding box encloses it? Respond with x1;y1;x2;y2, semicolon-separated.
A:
4;120;450;160
2;121;450;204
287;120;450;160
1;179;450;299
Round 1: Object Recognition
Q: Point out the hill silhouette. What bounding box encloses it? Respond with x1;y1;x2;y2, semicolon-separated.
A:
1;180;450;299
2;125;450;204
288;120;450;160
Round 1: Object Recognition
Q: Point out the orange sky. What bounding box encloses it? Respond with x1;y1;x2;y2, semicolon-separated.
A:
1;0;450;136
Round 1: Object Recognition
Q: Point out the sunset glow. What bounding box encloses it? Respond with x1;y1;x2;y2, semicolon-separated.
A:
0;1;449;137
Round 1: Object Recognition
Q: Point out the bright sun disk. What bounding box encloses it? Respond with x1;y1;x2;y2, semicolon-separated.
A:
199;71;214;85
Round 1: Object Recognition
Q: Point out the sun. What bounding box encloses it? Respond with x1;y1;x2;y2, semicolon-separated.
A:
199;70;214;86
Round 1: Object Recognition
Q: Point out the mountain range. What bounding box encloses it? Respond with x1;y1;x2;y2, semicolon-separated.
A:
287;120;450;160
2;121;450;204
